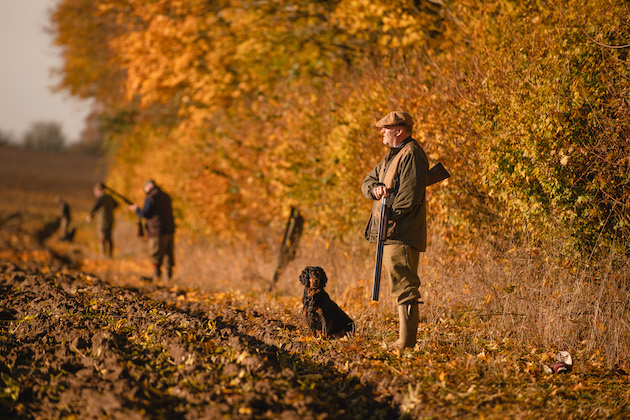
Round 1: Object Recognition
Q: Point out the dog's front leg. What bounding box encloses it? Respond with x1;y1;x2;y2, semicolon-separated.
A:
317;308;328;338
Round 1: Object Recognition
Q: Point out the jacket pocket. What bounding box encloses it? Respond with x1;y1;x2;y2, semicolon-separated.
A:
386;219;398;239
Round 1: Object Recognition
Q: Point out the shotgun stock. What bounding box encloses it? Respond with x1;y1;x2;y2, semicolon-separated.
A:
427;162;451;186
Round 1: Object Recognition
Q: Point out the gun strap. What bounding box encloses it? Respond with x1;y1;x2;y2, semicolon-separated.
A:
379;143;413;189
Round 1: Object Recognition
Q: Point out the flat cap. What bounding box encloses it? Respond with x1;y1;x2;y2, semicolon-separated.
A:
374;111;414;128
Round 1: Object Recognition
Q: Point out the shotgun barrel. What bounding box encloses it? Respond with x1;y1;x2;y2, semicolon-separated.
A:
103;185;145;237
103;185;133;205
371;196;389;301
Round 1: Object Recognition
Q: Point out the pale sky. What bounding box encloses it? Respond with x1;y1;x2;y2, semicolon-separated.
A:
0;0;91;144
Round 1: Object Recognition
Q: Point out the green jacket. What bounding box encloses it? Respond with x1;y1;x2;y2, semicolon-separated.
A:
362;137;429;251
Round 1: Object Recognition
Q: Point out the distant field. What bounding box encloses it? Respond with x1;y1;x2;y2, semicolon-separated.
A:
0;146;107;215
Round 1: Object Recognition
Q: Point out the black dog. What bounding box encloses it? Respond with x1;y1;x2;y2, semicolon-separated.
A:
299;266;354;338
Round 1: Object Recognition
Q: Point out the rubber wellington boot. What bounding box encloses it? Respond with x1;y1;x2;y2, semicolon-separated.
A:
391;302;419;351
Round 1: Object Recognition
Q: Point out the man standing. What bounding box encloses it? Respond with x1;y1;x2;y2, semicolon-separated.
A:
86;182;118;257
362;111;429;351
129;179;175;281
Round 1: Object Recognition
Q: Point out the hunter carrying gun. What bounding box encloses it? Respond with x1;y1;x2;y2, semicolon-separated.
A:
362;110;450;351
127;179;176;282
86;183;119;257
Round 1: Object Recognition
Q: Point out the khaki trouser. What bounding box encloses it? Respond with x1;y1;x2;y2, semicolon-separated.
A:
148;234;175;272
383;243;421;305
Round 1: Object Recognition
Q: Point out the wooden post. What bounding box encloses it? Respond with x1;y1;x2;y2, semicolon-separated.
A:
269;207;304;291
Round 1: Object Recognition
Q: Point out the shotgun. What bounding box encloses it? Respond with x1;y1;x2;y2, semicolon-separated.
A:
371;163;451;301
371;195;389;301
103;185;145;237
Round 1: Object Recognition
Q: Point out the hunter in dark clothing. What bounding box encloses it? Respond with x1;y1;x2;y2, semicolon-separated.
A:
129;179;175;281
86;182;118;257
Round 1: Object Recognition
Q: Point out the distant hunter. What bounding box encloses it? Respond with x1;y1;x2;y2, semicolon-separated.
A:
128;179;176;281
86;182;118;257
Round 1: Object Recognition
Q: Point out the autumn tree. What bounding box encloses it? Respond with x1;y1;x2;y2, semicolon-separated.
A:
67;110;106;155
437;1;630;254
22;122;67;152
0;129;13;146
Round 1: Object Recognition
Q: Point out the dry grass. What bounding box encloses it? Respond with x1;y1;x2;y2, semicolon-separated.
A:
414;232;630;368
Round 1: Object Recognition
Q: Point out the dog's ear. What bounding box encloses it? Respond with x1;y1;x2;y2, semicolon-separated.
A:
315;266;328;288
299;267;310;286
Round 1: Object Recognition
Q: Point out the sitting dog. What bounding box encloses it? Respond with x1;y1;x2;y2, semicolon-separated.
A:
299;266;355;338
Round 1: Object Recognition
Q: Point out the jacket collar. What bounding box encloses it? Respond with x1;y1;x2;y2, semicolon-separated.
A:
387;136;413;157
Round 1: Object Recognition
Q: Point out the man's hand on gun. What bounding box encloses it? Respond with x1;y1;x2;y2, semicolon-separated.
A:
373;185;390;200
